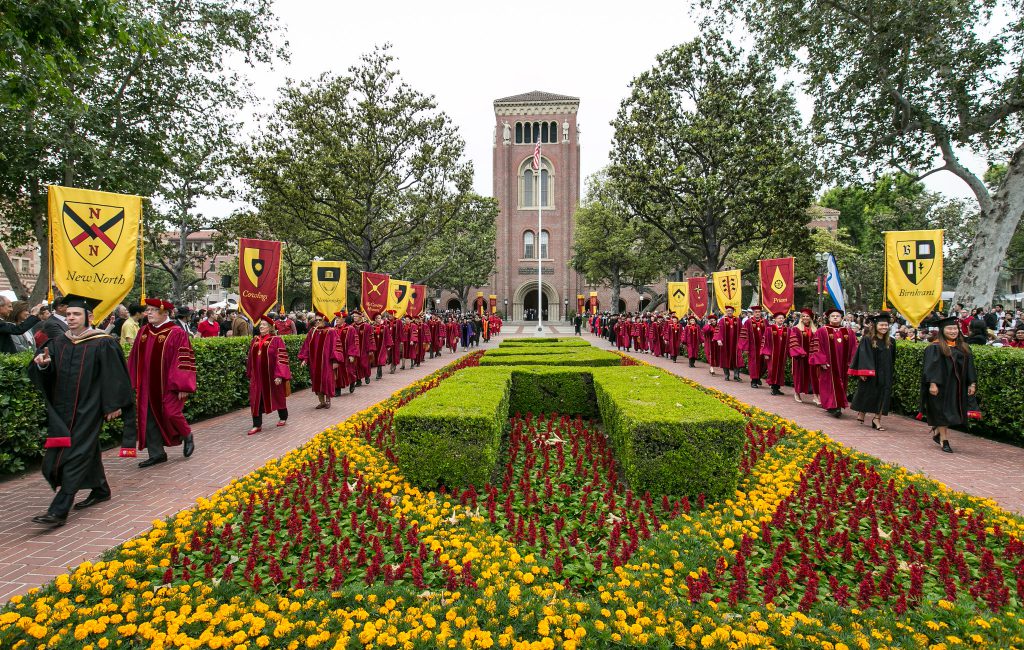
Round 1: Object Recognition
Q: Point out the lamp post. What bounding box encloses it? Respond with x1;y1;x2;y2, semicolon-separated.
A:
564;298;568;322
503;298;508;320
815;252;829;316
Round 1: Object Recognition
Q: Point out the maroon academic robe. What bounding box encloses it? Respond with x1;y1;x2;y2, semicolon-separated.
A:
713;316;742;369
809;325;858;410
702;322;720;366
404;321;419;361
357;322;375;380
391;319;404;365
298;326;340;396
335;325;360;386
759;324;788;387
430;319;443;353
683;324;701;361
446;321;460;351
373;324;392;367
417;322;430;363
615;321;629;349
630;322;642;351
247;334;291;416
788;326;818;396
650;321;663;356
128;320;196;449
739;317;767;379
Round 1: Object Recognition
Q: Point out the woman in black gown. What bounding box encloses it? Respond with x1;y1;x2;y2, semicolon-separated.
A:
921;316;980;453
850;312;896;430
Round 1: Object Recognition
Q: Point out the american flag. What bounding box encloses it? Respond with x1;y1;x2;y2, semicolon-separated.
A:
532;138;541;171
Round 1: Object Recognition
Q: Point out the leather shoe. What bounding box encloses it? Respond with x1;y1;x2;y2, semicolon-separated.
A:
73;493;111;510
942;441;954;453
31;513;67;527
183;436;195;458
138;456;167;468
247;427;261;436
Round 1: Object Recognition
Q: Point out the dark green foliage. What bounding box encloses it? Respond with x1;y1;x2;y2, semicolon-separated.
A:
508;369;599;419
480;349;621;367
499;338;590;347
394;368;511;490
592;367;746;500
0;335;310;475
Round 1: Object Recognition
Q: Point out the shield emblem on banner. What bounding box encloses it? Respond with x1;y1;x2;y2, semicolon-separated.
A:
719;275;738;300
393;284;408;304
317;266;341;295
896;239;936;285
62;202;125;268
243;247;269;287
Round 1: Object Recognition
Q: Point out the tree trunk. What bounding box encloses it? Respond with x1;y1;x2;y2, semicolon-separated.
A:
611;270;621;314
953;142;1024;307
0;246;29;298
29;192;50;303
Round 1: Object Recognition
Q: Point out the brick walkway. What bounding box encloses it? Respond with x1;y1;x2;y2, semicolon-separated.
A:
0;342;496;604
582;332;1024;516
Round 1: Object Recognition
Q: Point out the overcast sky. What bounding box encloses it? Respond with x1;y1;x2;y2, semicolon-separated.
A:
238;0;980;206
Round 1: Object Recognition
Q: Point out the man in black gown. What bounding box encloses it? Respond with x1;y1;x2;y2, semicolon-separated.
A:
29;294;135;527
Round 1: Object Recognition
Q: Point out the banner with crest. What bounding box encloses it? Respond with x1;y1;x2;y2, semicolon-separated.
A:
687;277;709;318
759;257;795;315
238;238;282;323
360;271;389;319
885;229;943;326
311;261;347;318
407;284;426;318
387;279;412;319
712;269;742;313
47;185;142;322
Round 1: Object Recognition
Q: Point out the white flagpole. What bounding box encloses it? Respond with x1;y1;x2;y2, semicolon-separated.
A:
537;140;544;333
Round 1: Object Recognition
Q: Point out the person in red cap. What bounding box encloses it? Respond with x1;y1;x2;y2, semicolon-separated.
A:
738;305;767;389
335;312;360;393
701;313;719;375
371;313;392;380
809;307;857;417
713;306;743;381
417;316;430;365
429;314;443;358
298;312;340;408
128;298;196;467
681;315;700;366
402;315;419;369
445;315;460;353
353;311;375;386
246;315;291;434
760;311;790;395
788;309;819;404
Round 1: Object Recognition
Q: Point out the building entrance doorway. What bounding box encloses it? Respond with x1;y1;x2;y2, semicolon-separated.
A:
522;288;549;321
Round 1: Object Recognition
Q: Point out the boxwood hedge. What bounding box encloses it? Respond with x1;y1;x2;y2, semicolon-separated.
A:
498;338;589;348
0;335;310;475
479;349;621;367
508;368;599;419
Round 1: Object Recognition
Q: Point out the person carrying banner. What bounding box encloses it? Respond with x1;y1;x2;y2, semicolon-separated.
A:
849;312;896;430
809;308;858;418
738;305;768;389
788;309;819;404
714;306;743;381
298;313;339;409
701;313;719;375
919;316;980;453
28;294;134;526
760;312;789;395
246;316;291;435
388;311;403;373
682;316;701;366
128;298;196;467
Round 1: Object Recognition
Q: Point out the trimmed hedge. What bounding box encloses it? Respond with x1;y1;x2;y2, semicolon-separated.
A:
592;367;746;501
394;367;511;490
480;349;621;367
499;338;590;348
394;362;745;498
0;335;310;475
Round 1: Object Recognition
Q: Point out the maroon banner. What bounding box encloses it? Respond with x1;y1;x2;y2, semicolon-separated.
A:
407;284;426;318
576;294;584;315
687;277;709;318
475;292;485;315
238;238;281;323
759;257;795;315
360;271;390;319
489;295;497;314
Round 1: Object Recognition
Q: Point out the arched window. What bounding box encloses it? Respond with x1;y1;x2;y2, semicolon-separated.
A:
515;122;523;144
523;230;535;259
519;158;554;208
540;230;549;259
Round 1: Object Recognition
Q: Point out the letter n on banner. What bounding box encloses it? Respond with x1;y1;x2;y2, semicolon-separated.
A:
238;238;281;322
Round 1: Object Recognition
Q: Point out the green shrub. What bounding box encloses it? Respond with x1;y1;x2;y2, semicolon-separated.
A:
480;349;621;367
508;368;598;418
499;338;589;348
394;368;511;490
592;367;746;500
0;334;311;476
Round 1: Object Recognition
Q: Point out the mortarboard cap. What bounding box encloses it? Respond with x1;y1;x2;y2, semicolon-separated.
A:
61;293;103;313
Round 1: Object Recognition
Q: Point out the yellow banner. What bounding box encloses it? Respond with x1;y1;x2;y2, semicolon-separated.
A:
48;185;142;323
311;261;347;318
667;282;689;318
712;269;742;313
589;291;598;315
885;229;943;327
387;279;412;318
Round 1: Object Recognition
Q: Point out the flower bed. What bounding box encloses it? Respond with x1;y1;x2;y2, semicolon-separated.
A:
2;350;1023;649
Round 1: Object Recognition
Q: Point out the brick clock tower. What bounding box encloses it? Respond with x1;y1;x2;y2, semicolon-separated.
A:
484;90;581;321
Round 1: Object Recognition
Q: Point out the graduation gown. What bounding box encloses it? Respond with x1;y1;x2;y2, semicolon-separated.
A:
788;326;818;396
404;321;420;360
356;322;375;380
247;334;291;416
430;319;443;351
713;316;743;369
702;323;720;366
739;317;767;378
650;321;664;356
920;343;981;427
30;331;134;492
809;325;857;410
683;324;701;360
373;324;392;367
418;322;430;363
298;326;340;395
446;321;459;352
128;320;196;449
848;336;896;415
391;319;404;363
335;325;360;385
759;324;789;386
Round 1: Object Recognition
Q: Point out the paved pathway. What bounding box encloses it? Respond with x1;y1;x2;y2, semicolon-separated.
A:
0;342;496;604
582;332;1024;516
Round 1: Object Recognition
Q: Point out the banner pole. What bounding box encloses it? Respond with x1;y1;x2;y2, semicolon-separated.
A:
881;237;887;311
46;188;54;302
537;143;543;333
139;208;146;304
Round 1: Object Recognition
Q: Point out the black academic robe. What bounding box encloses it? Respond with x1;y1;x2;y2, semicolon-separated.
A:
849;336;896;415
920;343;980;427
29;331;134;493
